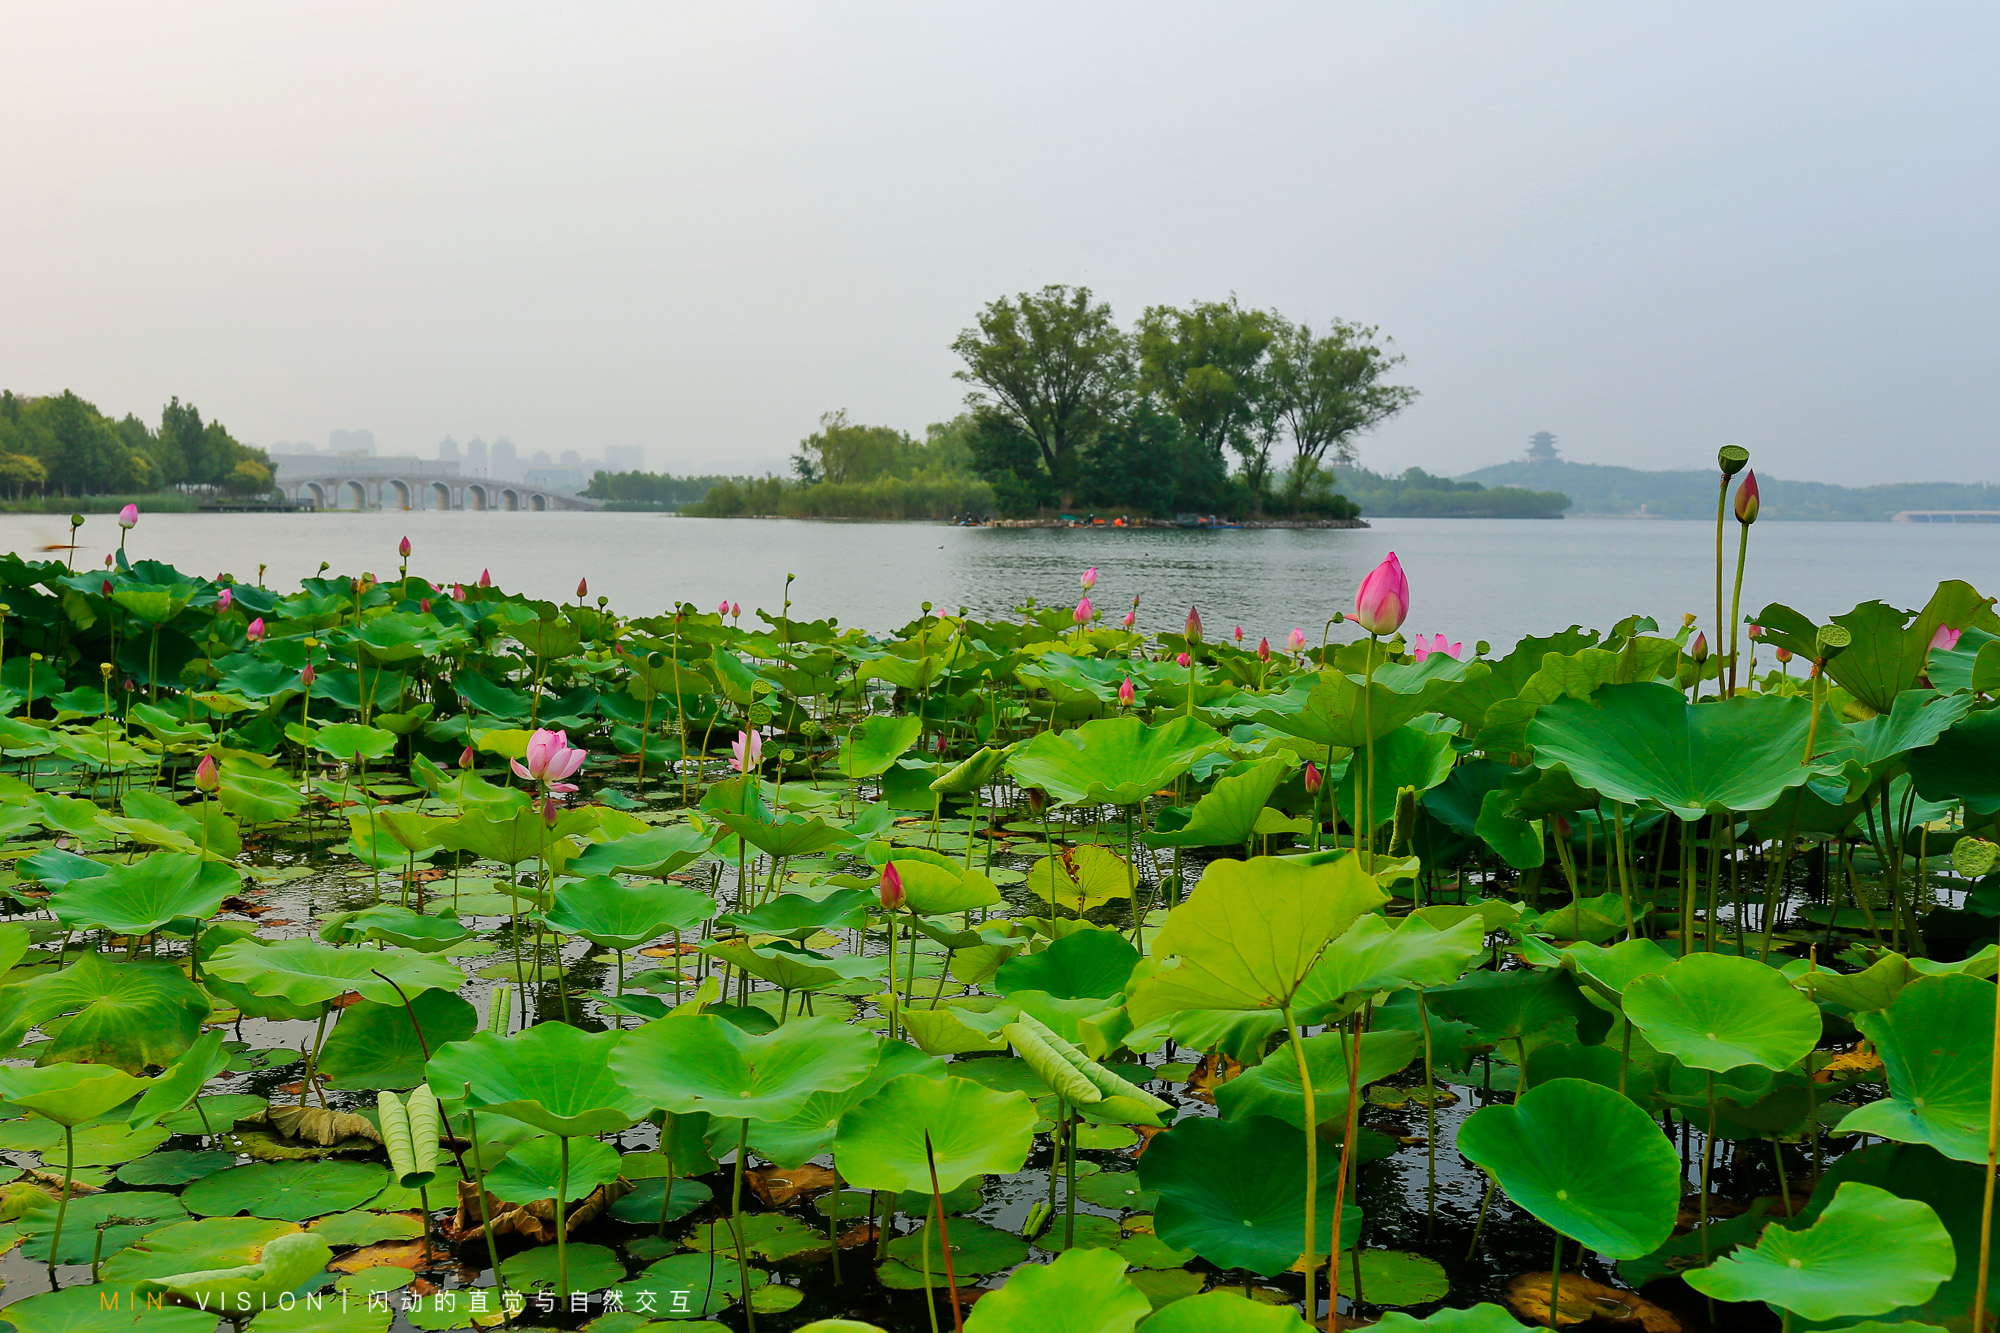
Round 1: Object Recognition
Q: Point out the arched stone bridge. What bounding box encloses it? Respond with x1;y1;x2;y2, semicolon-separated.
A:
275;467;601;512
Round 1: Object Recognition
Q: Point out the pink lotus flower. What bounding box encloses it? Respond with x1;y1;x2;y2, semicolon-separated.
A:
459;744;477;769
1121;610;1135;629
216;587;232;613
1081;567;1097;590
513;726;586;793
1410;633;1462;663
1118;676;1135;706
194;754;220;793
1257;637;1271;662
452;583;467;601
1233;625;1244;644
1303;761;1322;795
730;728;763;773
1734;471;1760;524
1287;628;1306;653
1074;596;1094;626
1184;607;1203;642
478;569;492;587
731;602;741;619
117;504;138;529
1353;553;1409;635
246;617;265;642
879;861;905;910
398;536;412;558
300;663;317;686
1176;652;1191;668
577;578;588;599
1932;624;1963;651
718;599;730;616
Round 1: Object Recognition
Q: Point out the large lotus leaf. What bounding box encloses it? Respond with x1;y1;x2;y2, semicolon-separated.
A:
100;1215;299;1283
1471;639;1686;754
1842;973;1991;1161
1552;937;1676;1000
1456;1077;1679;1257
0;951;207;1071
1214;1028;1421;1129
1686;1181;1953;1319
1425;965;1611;1049
1252;656;1485;748
183;1160;389;1220
614;1012;875;1122
713;809;855;860
701;939;875;991
1336;725;1456;834
216;758;307;824
887;855;1004;915
137;1227;332;1308
962;1247;1149;1333
1139;1290;1316;1331
606;1251;752;1321
836;713;925;779
1623;953;1819;1073
1137;1113;1358;1275
996;928;1140;1000
436;805;591;870
319;988;478;1090
309;721;398;761
118;789;243;860
1757;583;1996;713
207;938;463;1008
541;875;715;949
128;1029;231;1129
835;1072;1036;1193
1834;689;1978;774
1006;715;1225;807
1024;844;1138;914
318;903;467;953
1369;1306;1526;1333
0;1284;215;1333
15;1188;187;1263
1144;755;1294;849
484;1133;623;1205
567;824;715;877
1435;627;1602;726
1474;787;1545;868
1295;913;1487;1017
428;1024;648;1136
719;887;869;938
930;743;1015;795
1528;683;1833;818
0;1062;148;1127
1125;854;1387;1025
1909;708;2000;817
750;1040;944;1169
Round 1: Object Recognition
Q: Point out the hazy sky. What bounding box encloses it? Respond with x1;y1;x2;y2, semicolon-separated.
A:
3;4;1994;483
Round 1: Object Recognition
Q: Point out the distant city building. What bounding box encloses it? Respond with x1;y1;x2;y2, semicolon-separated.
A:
330;427;376;456
559;449;582;468
524;466;587;491
529;449;553;467
466;437;489;472
437;436;461;460
491;439;519;479
1525;430;1560;464
603;444;644;472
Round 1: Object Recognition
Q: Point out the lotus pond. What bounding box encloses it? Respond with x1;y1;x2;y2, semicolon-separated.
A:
0;534;1996;1333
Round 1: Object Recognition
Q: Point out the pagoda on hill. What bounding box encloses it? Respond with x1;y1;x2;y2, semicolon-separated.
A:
1525;430;1560;464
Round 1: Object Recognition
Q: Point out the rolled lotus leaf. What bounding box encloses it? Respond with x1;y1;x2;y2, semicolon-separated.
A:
377;1090;418;1185
140;1229;332;1307
404;1084;442;1184
1003;1010;1171;1120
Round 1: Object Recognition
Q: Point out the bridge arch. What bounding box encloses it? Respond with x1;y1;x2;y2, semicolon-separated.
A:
386;478;414;510
339;480;369;511
302;481;329;509
467;484;488;511
430;481;453;510
529;492;548;511
501;488;521;512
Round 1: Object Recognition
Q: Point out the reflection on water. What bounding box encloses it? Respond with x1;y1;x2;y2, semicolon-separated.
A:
4;510;1994;647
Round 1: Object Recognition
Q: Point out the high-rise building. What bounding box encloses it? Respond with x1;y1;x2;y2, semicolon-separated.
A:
467;437;489;472
491;439;519;478
603;444;644;472
530;449;553;467
330;428;376;456
438;436;461;460
559;449;582;468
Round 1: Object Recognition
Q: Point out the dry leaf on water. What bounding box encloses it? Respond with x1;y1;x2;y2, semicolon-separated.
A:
255;1104;382;1147
1504;1273;1680;1331
448;1178;632;1245
746;1162;837;1207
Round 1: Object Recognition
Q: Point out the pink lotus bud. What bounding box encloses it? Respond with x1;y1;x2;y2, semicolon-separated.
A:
577;577;588;598
1184;607;1203;642
1747;623;1764;640
104;553;113;567
1118;676;1135;706
1233;625;1244;643
300;663;317;686
879;861;905;911
194;754;220;793
398;536;411;558
542;795;560;827
1733;471;1760;525
718;599;730;616
1932;624;1963;651
216;587;232;613
459;744;476;769
420;598;432;614
117;503;138;529
1025;787;1047;816
1287;628;1306;653
479;569;492;587
1304;761;1322;795
731;602;740;618
1352;552;1409;635
1074;596;1094;626
452;583;466;601
1691;632;1710;662
1775;646;1793;662
1121;610;1135;629
1555;814;1573;840
246;617;266;642
1080;567;1097;590
1176;652;1191;668
1257;637;1271;662
101;578;113;596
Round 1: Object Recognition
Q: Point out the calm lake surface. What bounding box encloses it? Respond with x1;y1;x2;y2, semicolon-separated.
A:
5;511;1996;646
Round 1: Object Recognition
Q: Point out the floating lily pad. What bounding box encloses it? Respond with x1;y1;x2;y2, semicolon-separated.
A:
502;1241;627;1293
116;1148;236;1186
183;1159;390;1220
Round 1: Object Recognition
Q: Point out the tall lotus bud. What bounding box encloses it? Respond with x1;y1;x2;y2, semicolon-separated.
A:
104;553;113;567
1303;761;1323;795
1257;637;1271;662
542;795;560;827
1718;445;1750;477
731;602;740;619
1176;652;1191;668
1747;623;1764;640
1353;552;1410;635
718;599;730;616
1118;676;1135;707
117;503;139;529
1080;567;1097;590
216;586;233;613
452;583;466;601
1184;606;1203;643
1733;470;1760;524
300;663;317;686
879;861;905;911
1025;787;1047;817
399;536;412;558
1233;625;1244;644
577;577;588;599
1074;596;1094;626
1287;628;1306;653
194;754;220;793
420;598;431;614
1774;646;1793;662
246;617;266;641
1691;632;1709;663
459;744;476;769
478;569;492;587
1121;610;1135;629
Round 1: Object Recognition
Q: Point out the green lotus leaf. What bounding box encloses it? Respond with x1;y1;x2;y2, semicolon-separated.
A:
1137;1113;1358;1275
1125;854;1387;1025
0;1062;148;1127
1335;725;1456;835
1910;707;2000;816
886;856;1004;915
701;939;875;992
1342;1249;1450;1306
605;1250;752;1321
0;951;208;1071
1456;1077;1679;1258
1294;913;1486;1016
713;809;854;859
310;721;398;761
318;904;469;952
963;1246;1149;1333
614;1012;876;1122
484;1133;622;1205
1762;583;1994;714
1427;966;1612;1049
1214;1029;1421;1130
207;937;463;1008
1144;755;1295;849
138;1227;333;1308
436;805;589;871
1835;688;1978;773
118;1148;235;1186
1369;1305;1526;1333
500;1240;626;1294
1023;845;1138;914
1138;1290;1314;1330
835;1072;1037;1194
1474;787;1545;868
997;928;1140;1000
216;758;306;824
567;824;715;878
428;1024;648;1137
835;713;925;779
100;1215;298;1283
50;851;240;935
1528;682;1835;818
1686;1181;1953;1319
182;1159;389;1220
15;1188;188;1263
0;1284;215;1333
319;988;478;1090
1252;656;1483;749
719;888;869;939
541;875;718;949
750;1040;944;1169
1550;937;1675;1000
128;1028;231;1128
1842;973;1991;1161
1006;715;1225;808
930;743;1015;795
1623;953;1820;1073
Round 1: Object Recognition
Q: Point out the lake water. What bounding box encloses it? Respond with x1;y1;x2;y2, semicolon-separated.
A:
4;511;1996;647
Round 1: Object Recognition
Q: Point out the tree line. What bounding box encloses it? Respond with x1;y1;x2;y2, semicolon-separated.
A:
0;390;273;499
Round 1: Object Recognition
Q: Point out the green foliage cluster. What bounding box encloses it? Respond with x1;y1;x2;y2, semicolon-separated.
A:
1337;466;1571;518
0;390;272;499
583;470;757;510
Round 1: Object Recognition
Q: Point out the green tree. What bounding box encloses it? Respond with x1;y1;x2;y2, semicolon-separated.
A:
951;285;1132;499
1266;320;1417;495
224;458;273;495
791;411;917;484
1135;297;1279;490
156;397;202;486
0;452;46;499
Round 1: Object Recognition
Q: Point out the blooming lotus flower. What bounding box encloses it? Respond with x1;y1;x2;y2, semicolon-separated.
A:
1176;652;1191;668
118;504;138;529
1074;596;1094;626
730;728;763;773
459;744;477;769
1081;567;1097;590
194;754;220;793
479;569;492;587
1932;624;1963;651
879;861;905;911
1257;637;1271;661
1287;628;1306;653
1353;552;1409;635
1410;633;1462;664
577;578;588;598
216;586;233;613
246;617;266;642
399;536;412;558
1185;607;1203;643
1304;761;1323;795
513;726;586;793
1734;471;1760;524
1118;676;1135;706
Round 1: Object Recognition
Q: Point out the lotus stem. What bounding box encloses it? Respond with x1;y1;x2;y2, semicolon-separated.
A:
49;1125;75;1271
1727;521;1750;697
1550;1233;1564;1327
927;1128;964;1333
1977;913;2000;1324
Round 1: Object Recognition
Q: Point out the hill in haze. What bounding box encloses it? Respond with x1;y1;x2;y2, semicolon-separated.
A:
1460;457;2000;521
